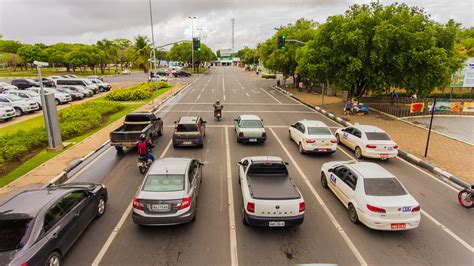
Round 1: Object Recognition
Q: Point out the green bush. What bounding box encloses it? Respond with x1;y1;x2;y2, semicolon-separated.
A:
262;73;276;79
157;81;169;89
105;83;153;101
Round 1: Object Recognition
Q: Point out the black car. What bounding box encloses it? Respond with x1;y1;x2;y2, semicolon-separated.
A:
0;183;107;266
33;78;56;88
11;79;40;90
173;69;191;77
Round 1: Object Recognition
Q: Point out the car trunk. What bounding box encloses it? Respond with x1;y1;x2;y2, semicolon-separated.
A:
306;135;336;148
366;140;397;152
240;128;265;138
136;191;187;215
366;195;419;220
174;124;201;140
110;124;151;143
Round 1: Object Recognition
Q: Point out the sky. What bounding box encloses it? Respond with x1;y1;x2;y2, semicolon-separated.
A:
0;0;472;52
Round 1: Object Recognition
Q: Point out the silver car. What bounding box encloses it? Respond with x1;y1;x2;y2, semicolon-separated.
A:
0;94;39;116
6;90;43;109
132;157;203;226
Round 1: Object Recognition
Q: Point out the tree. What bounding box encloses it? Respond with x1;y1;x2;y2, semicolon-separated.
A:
113;38;133;70
0;53;22;72
17;44;45;69
132;35;151;73
237;47;258;65
0;40;23;54
456;27;474;57
96;39;118;73
43;43;74;71
167;42;216;70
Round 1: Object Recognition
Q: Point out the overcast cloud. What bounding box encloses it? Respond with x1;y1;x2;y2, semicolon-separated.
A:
0;0;472;52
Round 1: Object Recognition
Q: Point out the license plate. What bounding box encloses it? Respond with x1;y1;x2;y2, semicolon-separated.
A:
324;143;331;147
269;221;285;227
381;154;388;159
151;204;169;211
183;141;192;145
391;223;406;229
387;147;393;150
249;139;257;142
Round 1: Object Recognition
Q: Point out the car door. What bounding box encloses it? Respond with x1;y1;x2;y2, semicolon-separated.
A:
340;127;353;147
329;166;350;205
337;169;358;207
350;128;363;150
187;161;198;207
296;123;305;144
235;116;241;134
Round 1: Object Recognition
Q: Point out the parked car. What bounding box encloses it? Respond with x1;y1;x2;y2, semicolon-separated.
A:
0;94;39;116
33;77;56;88
86;75;103;81
61;74;78;78
132;157;203;225
55;87;85;100
27;87;72;105
172;116;206;148
149;73;168;82
172;69;191;77
110;112;163;152
0;81;18;93
11;79;40;90
5;90;43;109
335;125;398;160
321;161;420;230
89;79;111;92
58;85;93;97
48;76;64;80
0;106;16;121
289;120;338;154
55;78;99;94
122;69;131;75
234;114;266;144
0;182;108;266
238;156;305;227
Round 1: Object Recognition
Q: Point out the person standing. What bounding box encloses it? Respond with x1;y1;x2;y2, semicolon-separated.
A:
344;99;352;115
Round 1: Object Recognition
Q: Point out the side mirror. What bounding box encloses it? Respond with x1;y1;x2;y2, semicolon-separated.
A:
156;117;161;121
328;168;334;173
237;162;243;166
261;119;264;122
284;162;289;165
234;119;238;122
202;121;207;124
199;161;205;166
174;121;177;124
290;124;296;128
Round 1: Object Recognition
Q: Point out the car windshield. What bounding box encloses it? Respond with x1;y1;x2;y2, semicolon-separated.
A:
60;88;72;93
364;178;407;196
5;94;22;101
0;218;33;252
366;132;391;140
142;174;185;192
177;124;198;132
240;120;263;128
25;91;39;97
84;79;93;85
307;127;332;135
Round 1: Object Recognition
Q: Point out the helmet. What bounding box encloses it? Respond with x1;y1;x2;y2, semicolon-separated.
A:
139;134;146;140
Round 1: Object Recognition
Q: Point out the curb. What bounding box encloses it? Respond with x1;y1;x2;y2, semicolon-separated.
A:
273;85;470;190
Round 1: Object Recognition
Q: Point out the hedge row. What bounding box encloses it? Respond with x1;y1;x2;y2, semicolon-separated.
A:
0;101;124;173
105;81;169;101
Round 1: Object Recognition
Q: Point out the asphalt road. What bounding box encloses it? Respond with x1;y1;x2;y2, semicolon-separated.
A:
63;67;473;265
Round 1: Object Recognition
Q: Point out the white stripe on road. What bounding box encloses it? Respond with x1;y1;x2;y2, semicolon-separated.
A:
166;110;317;113
245;92;250;97
269;128;368;266
225;127;239;266
171;103;300;106
91;140;173;266
260;87;281;104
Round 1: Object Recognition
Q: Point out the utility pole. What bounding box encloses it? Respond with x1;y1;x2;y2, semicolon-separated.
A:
189;16;196;73
424;98;437;157
148;0;157;73
231;18;235;52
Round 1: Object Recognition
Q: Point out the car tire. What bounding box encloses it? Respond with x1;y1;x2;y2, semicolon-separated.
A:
139;166;147;174
335;133;340;143
55;99;60;105
14;107;23;117
46;251;61;266
355;147;362;159
299;143;305;154
321;172;328;188
173;144;178;149
289;131;292;141
242;210;249;226
96;196;106;218
348;204;359;224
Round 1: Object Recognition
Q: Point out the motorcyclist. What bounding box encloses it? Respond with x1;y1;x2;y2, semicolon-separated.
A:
213;100;223;117
137;134;155;161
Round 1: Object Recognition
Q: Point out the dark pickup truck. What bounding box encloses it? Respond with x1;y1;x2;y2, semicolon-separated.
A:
110;112;163;151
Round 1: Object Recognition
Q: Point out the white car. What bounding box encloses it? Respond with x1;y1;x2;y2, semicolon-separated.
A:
234;114;266;144
335;125;398;160
27;87;72;105
89;79;111;92
320;161;420;231
0;82;18;93
150;74;168;82
122;69;131;75
0;94;39;116
289;120;338;154
6;90;43;109
0;106;16;121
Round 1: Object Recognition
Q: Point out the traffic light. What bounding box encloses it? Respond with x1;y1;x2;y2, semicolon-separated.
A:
277;35;286;49
193;37;201;51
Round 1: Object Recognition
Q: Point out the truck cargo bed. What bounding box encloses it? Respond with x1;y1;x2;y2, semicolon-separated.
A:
247;175;300;200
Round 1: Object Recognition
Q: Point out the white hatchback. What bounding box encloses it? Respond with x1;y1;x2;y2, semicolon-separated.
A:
289;120;337;154
321;161;420;231
335;125;398;160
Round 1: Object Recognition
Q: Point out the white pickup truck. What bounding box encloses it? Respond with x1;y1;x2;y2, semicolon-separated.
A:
238;156;305;227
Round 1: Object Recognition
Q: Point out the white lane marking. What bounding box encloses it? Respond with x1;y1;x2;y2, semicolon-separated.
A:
166;110;317;113
92;140;173;266
225;127;239;266
269;128;368;266
245;92;250;97
273;86;305;105
260;87;281;104
421;210;474;252
163;125;341;129
171;103;300;106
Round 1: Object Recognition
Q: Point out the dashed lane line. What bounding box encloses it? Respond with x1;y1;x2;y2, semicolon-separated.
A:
260;87;281;104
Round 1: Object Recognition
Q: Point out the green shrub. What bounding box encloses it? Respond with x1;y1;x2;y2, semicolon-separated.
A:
157;81;169;89
105;83;153;101
0;156;5;173
262;73;276;79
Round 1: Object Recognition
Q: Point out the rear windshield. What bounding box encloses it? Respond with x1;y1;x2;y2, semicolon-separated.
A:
0;219;33;252
177;124;197;132
142;175;185;192
240;120;262;128
125;115;151;122
366;132;391;140
247;163;288;176
307;127;332;135
364;178;407;196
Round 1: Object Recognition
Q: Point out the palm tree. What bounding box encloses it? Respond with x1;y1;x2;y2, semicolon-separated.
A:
133;35;151;73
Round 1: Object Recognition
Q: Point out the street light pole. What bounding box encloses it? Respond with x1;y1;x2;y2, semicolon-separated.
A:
148;0;157;71
189;16;196;73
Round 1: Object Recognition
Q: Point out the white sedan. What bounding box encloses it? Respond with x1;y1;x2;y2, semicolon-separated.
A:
289;120;337;154
320;161;420;231
335;125;398;160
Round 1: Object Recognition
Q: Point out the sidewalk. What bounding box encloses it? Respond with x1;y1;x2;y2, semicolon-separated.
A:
0;83;187;197
284;87;474;184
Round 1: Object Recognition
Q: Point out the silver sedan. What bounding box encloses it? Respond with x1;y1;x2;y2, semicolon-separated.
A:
132;157;203;226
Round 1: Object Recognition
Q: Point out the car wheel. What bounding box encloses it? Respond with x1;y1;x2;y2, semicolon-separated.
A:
299;143;305;154
55;99;60;105
348;204;359;224
242;209;249;226
355;147;362;159
96;196;106;218
289;131;292;141
139;166;147;174
321;172;328;188
335;133;340;143
46;251;61;266
173;144;178;149
14;107;23;117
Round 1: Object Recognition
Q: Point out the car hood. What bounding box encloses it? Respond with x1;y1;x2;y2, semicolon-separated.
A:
0;250;20;265
0;106;15;111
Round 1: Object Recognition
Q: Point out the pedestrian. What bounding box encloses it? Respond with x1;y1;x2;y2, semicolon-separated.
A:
344;99;352;115
298;81;304;92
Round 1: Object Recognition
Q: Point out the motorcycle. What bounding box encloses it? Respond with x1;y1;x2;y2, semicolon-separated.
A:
458;185;473;208
214;109;223;121
137;156;153;174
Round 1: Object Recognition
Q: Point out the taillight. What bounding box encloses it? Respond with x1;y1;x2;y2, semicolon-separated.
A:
179;197;192;210
366;204;386;213
133;198;143;210
21;263;27;266
262;132;266;138
411;205;420;212
331;139;338;143
393;145;399;149
196;124;201;131
299;202;305;212
305;139;315;143
238;132;244;138
246;202;255;213
366;144;377;149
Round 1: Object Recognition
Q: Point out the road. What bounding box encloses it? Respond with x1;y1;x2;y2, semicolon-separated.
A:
63;67;473;265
